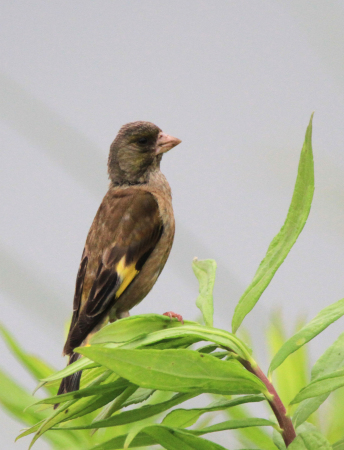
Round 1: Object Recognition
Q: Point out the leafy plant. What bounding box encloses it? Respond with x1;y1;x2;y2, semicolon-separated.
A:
1;114;344;449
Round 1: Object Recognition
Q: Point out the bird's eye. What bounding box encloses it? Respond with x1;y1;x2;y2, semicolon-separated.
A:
137;137;148;145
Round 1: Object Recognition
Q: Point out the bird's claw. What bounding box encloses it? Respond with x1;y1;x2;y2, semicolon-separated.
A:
163;311;184;324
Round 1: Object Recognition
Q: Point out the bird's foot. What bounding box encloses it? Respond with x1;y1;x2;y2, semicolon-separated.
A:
163;311;184;324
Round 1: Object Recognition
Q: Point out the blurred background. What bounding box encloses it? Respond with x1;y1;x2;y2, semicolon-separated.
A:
1;1;344;448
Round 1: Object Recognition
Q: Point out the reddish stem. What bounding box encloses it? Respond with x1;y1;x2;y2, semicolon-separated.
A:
240;359;296;447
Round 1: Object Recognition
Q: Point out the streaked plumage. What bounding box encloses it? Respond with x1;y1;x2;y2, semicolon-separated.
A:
56;121;181;400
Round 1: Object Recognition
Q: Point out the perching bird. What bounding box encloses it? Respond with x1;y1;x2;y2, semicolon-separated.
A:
56;121;181;400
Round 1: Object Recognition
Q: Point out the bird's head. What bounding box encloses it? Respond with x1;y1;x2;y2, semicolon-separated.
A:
108;121;181;185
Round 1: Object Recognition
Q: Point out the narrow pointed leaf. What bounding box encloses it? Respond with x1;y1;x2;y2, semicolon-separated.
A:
270;298;344;374
311;332;344;381
19;372;119;444
292;395;327;429
333;438;344;450
41;357;97;382
55;392;195;430
27;390;122;448
295;422;318;433
191;417;276;434
123;421;154;449
198;344;218;354
0;369;47;425
90;315;251;360
58;393;264;432
110;323;252;360
88;432;156;449
33;377;129;405
291;367;344;404
0;324;55;386
91;313;188;345
192;258;216;327
226;402;276;450
148;335;197;350
288;431;331;449
144;425;227;450
91;383;138;426
121;387;155;408
77;347;266;395
293;332;344;427
169;432;228;450
273;428;286;450
162;395;265;428
266;313;308;409
232;114;314;333
87;418;276;449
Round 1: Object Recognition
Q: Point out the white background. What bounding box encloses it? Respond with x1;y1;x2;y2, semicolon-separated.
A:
1;1;344;448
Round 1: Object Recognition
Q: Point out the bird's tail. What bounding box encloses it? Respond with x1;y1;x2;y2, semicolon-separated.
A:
54;352;81;409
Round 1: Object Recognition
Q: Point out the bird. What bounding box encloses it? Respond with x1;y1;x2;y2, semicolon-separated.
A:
56;121;182;401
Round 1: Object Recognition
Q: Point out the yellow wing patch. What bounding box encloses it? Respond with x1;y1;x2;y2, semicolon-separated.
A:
115;256;139;297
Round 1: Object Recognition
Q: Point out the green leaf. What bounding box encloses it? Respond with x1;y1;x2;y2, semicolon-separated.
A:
311;332;344;381
291;367;344;404
192;258;216;327
166;417;276;434
266;314;309;412
112;322;253;361
333;438;344;450
26;393;117;448
324;382;344;442
147;335;197;350
232;114;314;333
0;367;88;449
79;365;111;388
288;431;332;449
162;395;265;428
90;313;252;360
269;297;344;374
18;371;120;446
41;357;98;382
88;432;157;449
87;418;276;449
56;392;195;430
77;347;266;395
90;313;187;345
121;387;155;407
292;396;327;430
33;377;129;405
0;324;55;394
0;368;47;425
90;384;138;426
295;422;318;433
227;402;276;450
266;314;309;423
197;344;219;354
144;425;227;450
293;332;344;427
273;428;286;450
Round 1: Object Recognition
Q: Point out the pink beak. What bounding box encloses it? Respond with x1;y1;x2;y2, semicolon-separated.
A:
155;132;182;155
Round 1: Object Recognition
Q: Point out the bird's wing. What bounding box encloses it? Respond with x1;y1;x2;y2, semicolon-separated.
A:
64;189;163;354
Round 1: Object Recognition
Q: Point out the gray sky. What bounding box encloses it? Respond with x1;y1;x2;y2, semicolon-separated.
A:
1;1;344;448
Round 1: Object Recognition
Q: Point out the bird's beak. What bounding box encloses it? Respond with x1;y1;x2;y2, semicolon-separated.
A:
155;132;182;155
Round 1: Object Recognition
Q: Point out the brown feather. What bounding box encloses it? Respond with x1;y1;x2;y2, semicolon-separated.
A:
63;188;163;355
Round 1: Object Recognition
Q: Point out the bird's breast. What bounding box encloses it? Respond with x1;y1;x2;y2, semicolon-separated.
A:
112;178;175;315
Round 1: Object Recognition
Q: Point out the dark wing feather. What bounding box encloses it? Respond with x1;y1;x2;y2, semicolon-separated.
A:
68;250;88;334
63;189;163;355
85;264;119;316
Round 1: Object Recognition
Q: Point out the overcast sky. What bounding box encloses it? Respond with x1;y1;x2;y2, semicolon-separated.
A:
1;2;344;448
